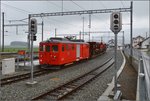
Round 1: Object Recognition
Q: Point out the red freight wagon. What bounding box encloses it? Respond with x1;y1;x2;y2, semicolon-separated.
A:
39;37;89;66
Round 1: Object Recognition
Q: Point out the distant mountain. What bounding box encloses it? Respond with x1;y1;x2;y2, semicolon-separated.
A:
10;41;28;47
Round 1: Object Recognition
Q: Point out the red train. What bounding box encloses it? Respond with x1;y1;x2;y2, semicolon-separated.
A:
39;37;106;66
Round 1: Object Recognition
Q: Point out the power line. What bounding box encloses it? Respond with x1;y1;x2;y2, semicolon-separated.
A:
71;0;85;10
47;1;69;11
2;2;81;30
71;1;110;31
99;1;107;9
120;0;125;8
2;3;31;14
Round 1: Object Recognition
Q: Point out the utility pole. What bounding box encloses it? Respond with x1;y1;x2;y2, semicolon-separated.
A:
62;0;63;13
42;20;44;41
55;28;57;37
146;32;147;38
130;1;133;63
123;31;125;50
27;15;31;58
16;26;18;35
101;36;103;42
79;31;81;39
89;14;91;42
2;12;4;52
82;16;85;40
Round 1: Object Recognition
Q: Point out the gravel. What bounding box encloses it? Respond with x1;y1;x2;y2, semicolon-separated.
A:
69;50;124;101
1;49;118;101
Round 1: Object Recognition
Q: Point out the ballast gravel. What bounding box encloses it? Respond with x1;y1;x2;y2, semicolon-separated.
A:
1;49;123;101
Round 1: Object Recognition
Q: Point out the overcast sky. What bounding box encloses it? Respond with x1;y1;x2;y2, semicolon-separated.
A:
0;0;149;45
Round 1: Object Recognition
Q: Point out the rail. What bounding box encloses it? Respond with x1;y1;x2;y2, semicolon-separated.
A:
1;69;50;86
32;57;114;100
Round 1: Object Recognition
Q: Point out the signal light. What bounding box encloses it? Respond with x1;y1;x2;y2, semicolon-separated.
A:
110;12;122;33
29;18;37;34
33;35;37;41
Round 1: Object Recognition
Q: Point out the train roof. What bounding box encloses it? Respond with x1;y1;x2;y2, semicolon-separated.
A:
40;37;89;44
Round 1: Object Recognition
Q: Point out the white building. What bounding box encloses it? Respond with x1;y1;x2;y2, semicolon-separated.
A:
133;35;145;48
140;37;150;50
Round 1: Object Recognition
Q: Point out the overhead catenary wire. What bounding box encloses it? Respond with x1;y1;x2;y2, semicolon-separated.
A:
2;2;82;34
2;3;32;14
120;0;125;9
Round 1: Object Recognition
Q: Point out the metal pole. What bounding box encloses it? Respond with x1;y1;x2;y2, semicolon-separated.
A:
82;16;84;40
89;14;91;42
29;15;33;81
27;15;31;58
30;34;34;82
79;31;81;39
55;28;57;37
24;53;25;66
130;1;133;63
114;33;118;94
2;12;4;52
0;11;1;51
62;0;63;13
145;32;147;38
17;55;19;69
42;20;44;41
123;31;124;50
16;26;18;35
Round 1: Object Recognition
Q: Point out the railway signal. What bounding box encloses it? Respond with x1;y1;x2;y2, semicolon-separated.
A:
110;12;122;34
110;12;122;96
30;18;37;34
26;17;37;85
29;18;37;41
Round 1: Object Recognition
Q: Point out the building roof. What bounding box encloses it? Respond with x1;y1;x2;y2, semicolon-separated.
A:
133;35;145;40
140;37;150;44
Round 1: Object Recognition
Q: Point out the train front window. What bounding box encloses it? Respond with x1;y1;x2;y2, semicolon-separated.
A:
46;45;50;52
52;45;58;52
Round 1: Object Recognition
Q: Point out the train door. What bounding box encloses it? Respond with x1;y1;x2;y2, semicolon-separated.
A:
39;44;46;64
76;44;80;59
51;44;59;64
45;44;51;64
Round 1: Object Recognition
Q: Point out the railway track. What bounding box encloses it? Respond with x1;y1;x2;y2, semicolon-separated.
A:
1;69;51;86
32;57;114;100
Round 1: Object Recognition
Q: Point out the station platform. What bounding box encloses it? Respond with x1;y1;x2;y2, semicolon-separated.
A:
98;51;138;101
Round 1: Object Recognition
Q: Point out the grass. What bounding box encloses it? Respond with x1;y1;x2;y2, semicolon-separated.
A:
0;46;39;52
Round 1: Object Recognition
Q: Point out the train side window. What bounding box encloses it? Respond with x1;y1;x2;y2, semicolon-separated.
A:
46;45;50;52
52;45;58;52
62;45;64;51
72;45;74;50
40;45;43;51
66;44;69;51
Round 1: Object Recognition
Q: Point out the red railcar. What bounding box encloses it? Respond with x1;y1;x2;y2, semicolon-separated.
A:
39;38;89;66
88;42;106;57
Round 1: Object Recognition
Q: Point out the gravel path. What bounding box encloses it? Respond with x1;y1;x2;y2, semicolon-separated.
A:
1;50;114;101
